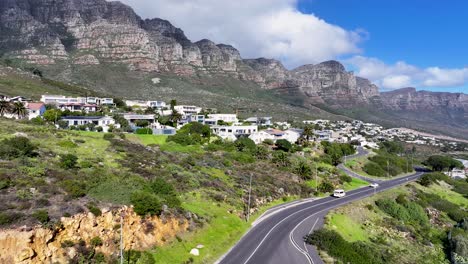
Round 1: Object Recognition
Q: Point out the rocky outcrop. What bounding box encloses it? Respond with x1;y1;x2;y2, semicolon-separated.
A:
0;0;383;107
0;207;188;264
381;87;468;112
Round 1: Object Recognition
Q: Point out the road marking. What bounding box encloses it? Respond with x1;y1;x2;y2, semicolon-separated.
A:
288;173;423;264
224;171;423;264
241;187;382;264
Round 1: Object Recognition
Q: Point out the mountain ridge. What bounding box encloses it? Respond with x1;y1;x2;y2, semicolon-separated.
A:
1;0;468;139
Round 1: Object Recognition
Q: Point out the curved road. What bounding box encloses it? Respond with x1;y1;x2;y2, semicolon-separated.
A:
218;148;425;264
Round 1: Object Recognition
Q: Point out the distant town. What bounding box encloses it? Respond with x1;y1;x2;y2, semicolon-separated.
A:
1;93;468;166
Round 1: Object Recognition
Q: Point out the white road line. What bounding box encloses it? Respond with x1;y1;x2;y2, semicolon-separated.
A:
289;173;423;264
241;187;378;264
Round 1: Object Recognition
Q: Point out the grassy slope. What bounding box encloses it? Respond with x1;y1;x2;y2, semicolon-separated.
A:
0;66;103;99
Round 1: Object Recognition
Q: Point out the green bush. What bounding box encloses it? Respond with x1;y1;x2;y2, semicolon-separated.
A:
60;154;78;169
58;140;78;148
339;174;352;183
130;191;162;216
423;155;464;171
32;210;49;224
305;229;386;264
30;117;45;125
61;240;75;248
295;160;312;179
0;137;37;159
90;236;103;247
150;178;181;208
276;139;292;152
0;212;23;226
318;181;335;193
272;151;290;167
61;180;87;198
234;137;256;152
87;204;102;216
254;145;269;160
363;162;386;177
418;172;450;187
417;192;468;222
103;133;115;140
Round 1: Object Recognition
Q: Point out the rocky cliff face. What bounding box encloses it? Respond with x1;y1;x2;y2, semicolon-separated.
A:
0;206;189;264
0;0;381;107
381;87;468;112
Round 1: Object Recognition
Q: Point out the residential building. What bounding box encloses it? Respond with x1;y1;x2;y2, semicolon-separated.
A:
249;130;275;144
150;122;177;135
174;105;202;117
61;116;118;132
41;95;84;105
59;103;97;113
122;114;156;129
315;130;333;141
125;100;165;109
8;96;31;103
97;98;114;106
208;114;238;124
26;102;46;120
211;125;258;140
244;117;272;126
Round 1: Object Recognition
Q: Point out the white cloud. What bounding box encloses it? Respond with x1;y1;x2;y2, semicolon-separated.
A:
347;56;468;89
116;0;364;67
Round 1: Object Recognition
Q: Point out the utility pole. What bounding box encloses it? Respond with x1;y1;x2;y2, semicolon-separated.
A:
246;173;252;222
387;159;390;177
315;165;318;193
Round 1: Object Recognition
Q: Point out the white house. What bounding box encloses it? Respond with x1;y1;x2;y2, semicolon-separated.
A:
208;114;238;124
58;103;97;113
61;116;119;132
125;100;165;109
211;125;258;140
174;105;202;117
249;131;275;144
244;117;272;126
315;130;333;141
283;130;301;143
26;102;46;120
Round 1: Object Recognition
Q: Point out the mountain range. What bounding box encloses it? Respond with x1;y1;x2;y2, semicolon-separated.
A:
1;0;467;139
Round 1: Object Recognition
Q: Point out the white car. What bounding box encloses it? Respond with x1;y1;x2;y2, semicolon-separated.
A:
333;189;346;198
370;183;379;188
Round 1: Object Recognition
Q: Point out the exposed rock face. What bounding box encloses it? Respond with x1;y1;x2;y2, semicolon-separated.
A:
0;207;188;264
381;87;468;112
0;0;381;106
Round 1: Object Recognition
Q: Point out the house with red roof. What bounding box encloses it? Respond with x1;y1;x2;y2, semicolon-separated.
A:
26;102;46;120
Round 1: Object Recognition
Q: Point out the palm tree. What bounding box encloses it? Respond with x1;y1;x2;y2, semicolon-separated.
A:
169;109;182;127
303;124;315;141
10;102;27;119
0;100;11;117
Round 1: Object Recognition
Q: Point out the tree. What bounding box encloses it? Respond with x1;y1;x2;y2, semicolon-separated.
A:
295;160;312;179
234;137;256;152
0;100;10;117
272;151;290;167
169;110;182;127
276;139;292;152
43;109;63;123
10;102;27;119
169;99;177;110
423;155;464;171
303;125;315;141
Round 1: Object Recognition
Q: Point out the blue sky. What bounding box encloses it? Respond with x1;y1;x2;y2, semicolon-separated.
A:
121;0;468;93
298;0;468;93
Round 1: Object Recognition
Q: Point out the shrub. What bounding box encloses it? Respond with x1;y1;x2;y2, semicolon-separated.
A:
272;151;290;167
0;212;23;226
136;128;153;135
150;178;181;208
130;191;162;216
234;137;256;152
339;174;352;183
396;194;407;204
61;180;87;198
254;145;269;160
318;181;334;193
61;240;75;248
60;154;78;169
295;160;312;179
276;139;292;152
30;117;45;125
90;236;103;247
58;140;78;148
103;133;115;141
0;137;36;160
418;172;449;187
87;204;102;217
305;229;386;264
95;126;103;132
32;210;49;224
363;162;386;177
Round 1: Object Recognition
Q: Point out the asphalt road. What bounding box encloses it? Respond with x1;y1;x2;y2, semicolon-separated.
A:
217;148;425;264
